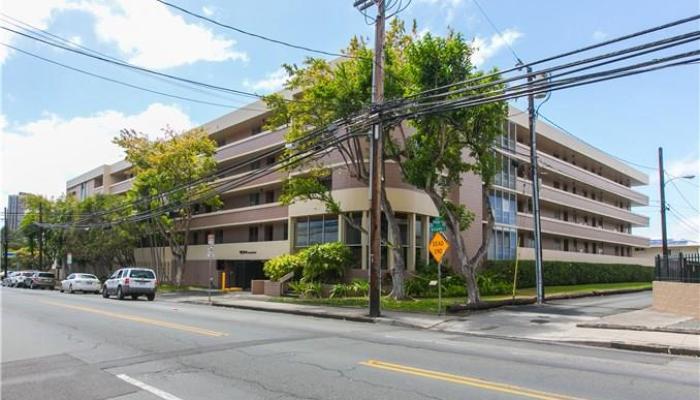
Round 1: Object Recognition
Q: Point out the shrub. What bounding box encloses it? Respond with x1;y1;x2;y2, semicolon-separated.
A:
480;260;653;288
330;279;371;298
263;253;304;281
476;274;511;296
289;281;322;298
299;242;352;283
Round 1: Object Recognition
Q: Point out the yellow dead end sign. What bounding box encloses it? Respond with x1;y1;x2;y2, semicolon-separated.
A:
428;232;449;263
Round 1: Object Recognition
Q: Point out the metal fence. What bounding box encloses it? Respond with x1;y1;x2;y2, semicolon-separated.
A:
655;252;700;283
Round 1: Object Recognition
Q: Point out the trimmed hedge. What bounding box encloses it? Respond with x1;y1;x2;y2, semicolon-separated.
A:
481;260;653;288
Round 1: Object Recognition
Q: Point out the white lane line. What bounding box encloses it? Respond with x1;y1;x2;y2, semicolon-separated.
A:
116;374;185;400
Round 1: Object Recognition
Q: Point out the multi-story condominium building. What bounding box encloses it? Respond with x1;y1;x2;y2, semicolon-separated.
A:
66;99;651;288
6;193;27;231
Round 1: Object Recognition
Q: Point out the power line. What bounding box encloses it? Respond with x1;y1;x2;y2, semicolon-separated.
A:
471;0;523;64
1;42;260;110
156;0;348;59
0;25;277;101
668;178;699;213
0;13;254;105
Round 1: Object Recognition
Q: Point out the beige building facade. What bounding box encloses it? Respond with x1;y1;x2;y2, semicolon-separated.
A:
67;99;652;287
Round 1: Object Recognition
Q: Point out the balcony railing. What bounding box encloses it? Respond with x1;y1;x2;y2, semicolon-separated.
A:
517;212;648;247
109;178;134;194
517;178;649;227
190;202;287;229
513;143;649;205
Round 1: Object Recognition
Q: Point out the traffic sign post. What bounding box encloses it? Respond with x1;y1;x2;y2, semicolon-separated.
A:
428;232;450;315
207;234;215;304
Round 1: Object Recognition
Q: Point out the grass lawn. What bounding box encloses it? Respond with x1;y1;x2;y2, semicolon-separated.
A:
269;281;652;314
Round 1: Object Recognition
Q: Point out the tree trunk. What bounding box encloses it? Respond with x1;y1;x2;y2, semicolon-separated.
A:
381;185;407;299
173;251;185;287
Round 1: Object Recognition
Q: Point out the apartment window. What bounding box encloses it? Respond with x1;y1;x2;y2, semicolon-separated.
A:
592;243;597;254
490;189;516;225
563;211;568;222
264;225;274;241
249;193;260;206
344;212;363;269
294;215;338;248
94;176;103;187
563;239;569;252
553;181;560;190
494;154;516;189
249;226;259;242
283;222;289;240
79;182;87;200
250;160;261;171
215;229;224;244
584;242;589;253
266;155;276;165
563;183;568;192
192;232;199;245
488;227;517;260
591;192;596;201
251;125;262;135
592;218;597;227
265;190;275;204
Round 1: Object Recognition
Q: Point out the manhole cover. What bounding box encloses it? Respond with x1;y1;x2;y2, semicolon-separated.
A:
530;319;550;324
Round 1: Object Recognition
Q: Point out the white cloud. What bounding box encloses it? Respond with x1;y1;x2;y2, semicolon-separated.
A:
415;0;463;24
202;6;214;17
0;104;193;203
471;28;523;67
68;35;83;47
667;155;700;179
592;30;608;42
243;69;289;93
69;0;248;69
0;0;70;63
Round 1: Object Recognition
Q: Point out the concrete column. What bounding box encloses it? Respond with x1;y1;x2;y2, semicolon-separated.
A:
408;213;416;272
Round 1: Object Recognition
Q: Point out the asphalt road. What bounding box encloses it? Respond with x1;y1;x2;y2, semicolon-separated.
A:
2;287;698;400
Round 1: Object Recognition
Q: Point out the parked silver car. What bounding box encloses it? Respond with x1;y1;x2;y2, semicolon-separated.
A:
25;272;56;290
102;267;157;301
11;271;38;288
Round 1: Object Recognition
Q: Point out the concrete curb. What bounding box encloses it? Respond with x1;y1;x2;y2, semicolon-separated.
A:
183;300;376;324
576;322;700;335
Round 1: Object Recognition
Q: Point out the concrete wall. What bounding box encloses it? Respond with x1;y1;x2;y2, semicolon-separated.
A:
652;281;700;318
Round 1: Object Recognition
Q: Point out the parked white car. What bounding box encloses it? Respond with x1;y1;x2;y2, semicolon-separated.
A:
61;273;101;294
102;267;157;301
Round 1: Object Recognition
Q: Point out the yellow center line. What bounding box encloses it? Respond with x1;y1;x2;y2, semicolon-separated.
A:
41;300;228;337
359;360;587;400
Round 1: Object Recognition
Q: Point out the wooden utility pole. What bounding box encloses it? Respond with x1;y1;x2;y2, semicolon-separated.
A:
368;0;385;317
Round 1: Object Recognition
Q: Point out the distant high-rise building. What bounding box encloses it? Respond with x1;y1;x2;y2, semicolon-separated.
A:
6;193;27;231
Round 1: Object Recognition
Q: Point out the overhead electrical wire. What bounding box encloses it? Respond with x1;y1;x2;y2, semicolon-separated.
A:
0;13;258;106
1;43;248;110
0;25;280;101
668;178;700;213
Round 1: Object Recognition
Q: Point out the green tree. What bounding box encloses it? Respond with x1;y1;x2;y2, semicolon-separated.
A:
114;128;221;286
265;20;506;303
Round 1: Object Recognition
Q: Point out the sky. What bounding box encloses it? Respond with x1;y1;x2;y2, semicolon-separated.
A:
0;0;698;241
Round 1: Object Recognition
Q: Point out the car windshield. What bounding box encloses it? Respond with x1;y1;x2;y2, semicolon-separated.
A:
38;273;54;278
22;272;34;276
129;270;155;279
78;274;98;280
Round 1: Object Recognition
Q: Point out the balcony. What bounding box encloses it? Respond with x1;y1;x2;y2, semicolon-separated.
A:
190;202;288;229
215;126;287;163
109;178;134;194
517;212;648;247
516;178;649;227
513;143;649;205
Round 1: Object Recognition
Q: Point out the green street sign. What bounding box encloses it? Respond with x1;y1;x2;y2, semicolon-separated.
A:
430;217;445;233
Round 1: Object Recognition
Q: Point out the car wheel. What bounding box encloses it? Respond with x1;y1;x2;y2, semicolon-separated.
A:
102;286;109;298
146;293;155;301
117;286;124;300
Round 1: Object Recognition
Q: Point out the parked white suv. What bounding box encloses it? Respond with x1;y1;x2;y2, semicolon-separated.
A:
102;267;157;301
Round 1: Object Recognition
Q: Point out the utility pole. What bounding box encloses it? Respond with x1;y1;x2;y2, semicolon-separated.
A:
355;0;385;317
527;66;545;305
38;202;43;270
658;147;669;269
3;207;8;278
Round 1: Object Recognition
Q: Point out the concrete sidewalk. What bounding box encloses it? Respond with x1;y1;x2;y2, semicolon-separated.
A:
172;292;700;356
